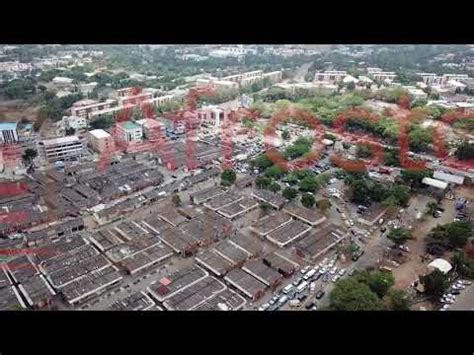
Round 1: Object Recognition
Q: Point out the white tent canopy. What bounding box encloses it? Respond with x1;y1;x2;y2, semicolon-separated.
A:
428;258;452;274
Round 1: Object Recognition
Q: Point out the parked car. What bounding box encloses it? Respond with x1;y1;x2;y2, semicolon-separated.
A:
305;302;316;310
297;293;308;302
347;269;355;276
315;291;325;300
332;275;340;283
338;268;346;276
322;274;329;283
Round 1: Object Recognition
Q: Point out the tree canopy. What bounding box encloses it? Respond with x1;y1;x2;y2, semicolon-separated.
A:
387;227;412;245
330;278;384;311
221;169;236;186
301;193;316;208
428;221;473;249
419;269;449;298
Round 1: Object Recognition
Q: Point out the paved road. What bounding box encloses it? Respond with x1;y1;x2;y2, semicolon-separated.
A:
449;284;474;311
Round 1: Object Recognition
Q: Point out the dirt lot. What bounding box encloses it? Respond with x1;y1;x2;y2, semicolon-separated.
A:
0;98;40;123
392;194;459;289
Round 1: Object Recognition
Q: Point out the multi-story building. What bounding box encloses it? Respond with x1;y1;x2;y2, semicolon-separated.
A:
87;129;114;153
0;122;19;144
222;70;264;86
118;92;153;106
367;68;396;82
62;116;88;131
196;78;238;90
116;121;143;142
0;61;32;73
117;87;138;98
38;136;84;163
314;70;347;83
263;71;283;83
70;99;117;118
135;119;166;139
417;72;470;87
196;106;227;128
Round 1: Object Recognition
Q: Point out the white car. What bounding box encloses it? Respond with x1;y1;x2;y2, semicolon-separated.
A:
332;275;340;283
338;269;346;276
327;261;335;269
459;280;472;286
300;266;311;275
330;267;338;275
452;284;465;290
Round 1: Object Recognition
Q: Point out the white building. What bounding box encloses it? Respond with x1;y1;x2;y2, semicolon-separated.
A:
62;116;88;131
87;129;114;153
52;77;74;86
0;122;19;144
367;69;396;82
38;136;84;163
116;121;143;142
79;82;98;95
314;70;347;83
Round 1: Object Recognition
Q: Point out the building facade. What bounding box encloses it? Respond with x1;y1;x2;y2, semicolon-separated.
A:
116;121;143;142
38;136;84;163
0;123;19;144
87;129;114;153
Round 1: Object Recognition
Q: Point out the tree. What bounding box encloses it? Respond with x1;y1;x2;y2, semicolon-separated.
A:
282;187;298;200
252;154;273;171
22;148;37;164
419;269;449;298
298;175;318;192
269;182;281;192
388;289;411;311
387;227;412;245
255;176;272;189
346;81;356;91
368;272;395;298
330;278;384;311
301;193;316;208
452;250;474;278
172;194;181;207
221;169;236;186
264;165;286;179
425;201;440;216
428;221;473;249
455;141;474;160
65;127;76;136
281;129;290;140
316;198;332;213
356;144;373;158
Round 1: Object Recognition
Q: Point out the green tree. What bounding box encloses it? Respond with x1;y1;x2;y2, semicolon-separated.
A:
269;182;281;192
22;148;37;164
316;198;332;213
452;250;474;279
428;221;473;249
346;81;356;91
65;127;76;136
354;270;395;298
419;269;449;298
255;176;272;189
221;169;236;186
330;278;384;311
281;129;290;140
425;201;440;216
172;193;181;207
252;154;273;171
387;289;411;311
301;193;316;208
282;187;298;200
356;144;373;158
264;165;286;179
455;141;474;160
298;176;318;192
387;227;412;245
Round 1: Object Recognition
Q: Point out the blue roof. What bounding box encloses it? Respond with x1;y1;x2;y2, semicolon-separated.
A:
0;122;18;130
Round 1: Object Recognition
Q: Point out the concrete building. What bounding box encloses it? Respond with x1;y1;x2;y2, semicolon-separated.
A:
314;70;347;83
70;99;117;118
135;118;166;139
78;82;98;95
38;136;84;163
118;92;153;106
62;116;87;131
367;68;396;82
116;121;143;142
0;122;19;144
417;73;470;87
87;129;114;153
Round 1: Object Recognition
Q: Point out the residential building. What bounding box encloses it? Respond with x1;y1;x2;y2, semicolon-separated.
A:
70;99;117;118
196;106;227;128
135;118;166;139
87;129;114;153
314;70;347;83
417;73;470;86
0;61;32;73
38;136;84;163
78;82;98;95
116;121;143;142
367;68;396;82
62;116;87;131
0;122;19;144
118;92;153;106
52;77;74;87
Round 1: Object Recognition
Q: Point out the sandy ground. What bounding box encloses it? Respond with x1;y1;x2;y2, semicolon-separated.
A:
0;98;40;123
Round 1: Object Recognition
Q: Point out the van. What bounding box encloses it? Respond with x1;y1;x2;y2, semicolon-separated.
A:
310;282;316;293
278;295;288;306
282;284;293;294
289;299;301;308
